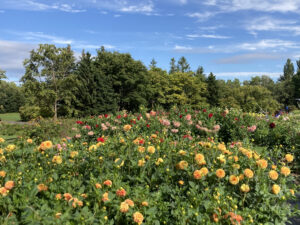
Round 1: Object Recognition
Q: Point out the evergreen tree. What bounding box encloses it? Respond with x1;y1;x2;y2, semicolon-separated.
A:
169;57;177;74
74;51;118;115
206;72;220;106
177;56;190;73
277;59;295;107
0;68;6;81
280;58;294;81
292;59;300;104
195;66;206;81
149;58;157;70
94;47;149;112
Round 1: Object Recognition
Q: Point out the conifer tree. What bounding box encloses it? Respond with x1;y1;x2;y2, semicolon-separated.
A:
177;56;190;73
206;72;220;106
169;57;177;74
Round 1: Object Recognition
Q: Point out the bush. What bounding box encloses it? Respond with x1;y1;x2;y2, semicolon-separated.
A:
19;105;41;121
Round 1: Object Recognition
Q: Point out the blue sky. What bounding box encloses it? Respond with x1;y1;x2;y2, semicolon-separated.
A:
1;0;300;82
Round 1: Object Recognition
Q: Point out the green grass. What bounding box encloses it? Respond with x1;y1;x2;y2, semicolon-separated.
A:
0;113;20;121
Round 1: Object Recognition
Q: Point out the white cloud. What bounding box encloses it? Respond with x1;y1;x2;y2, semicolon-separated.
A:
0;0;85;13
238;39;299;51
186;34;230;39
11;31;74;45
174;45;192;51
120;3;153;13
59;4;86;13
179;0;188;4
203;0;300;13
73;44;115;50
0;0;155;14
0;40;35;70
173;39;299;54
246;16;300;36
0;38;116;81
11;31;116;50
186;11;215;21
215;72;281;79
215;53;282;64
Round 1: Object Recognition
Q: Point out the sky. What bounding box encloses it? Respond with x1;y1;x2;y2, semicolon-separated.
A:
1;0;300;82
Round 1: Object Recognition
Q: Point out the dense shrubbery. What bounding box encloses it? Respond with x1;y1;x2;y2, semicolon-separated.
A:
0;81;24;114
0;108;298;224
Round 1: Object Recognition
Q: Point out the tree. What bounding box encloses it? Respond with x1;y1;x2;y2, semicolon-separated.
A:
277;59;295;107
245;75;275;93
93;47;150;112
237;85;280;113
177;56;190;73
280;59;294;81
74;50;116;116
0;68;7;81
147;67;170;108
0;81;25;113
206;72;220;106
292;59;300;104
165;72;207;109
21;44;76;120
169;57;178;74
195;66;206;82
149;58;157;70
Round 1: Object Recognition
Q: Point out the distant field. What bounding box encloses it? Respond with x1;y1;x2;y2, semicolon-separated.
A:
0;112;20;121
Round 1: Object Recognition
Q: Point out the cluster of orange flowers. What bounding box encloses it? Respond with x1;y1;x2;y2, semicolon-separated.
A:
38;141;53;151
55;193;84;208
0;180;14;196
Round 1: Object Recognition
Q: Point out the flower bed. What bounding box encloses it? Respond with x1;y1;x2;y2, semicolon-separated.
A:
0;108;299;224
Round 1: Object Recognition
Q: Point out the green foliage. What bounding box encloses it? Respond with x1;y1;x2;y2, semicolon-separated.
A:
280;58;294;82
19;105;42;121
147;68;170;108
0;81;25;113
177;56;190;73
165;72;207;109
206;73;220;107
24;118;76;143
21;44;77;120
169;57;177;74
0;108;298;224
0;68;7;81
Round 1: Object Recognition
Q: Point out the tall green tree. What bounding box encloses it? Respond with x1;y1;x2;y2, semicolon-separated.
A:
195;66;206;82
74;51;116;116
280;59;294;81
165;72;207;109
147;67;170;108
0;81;25;113
177;56;190;73
0;68;6;81
292;59;300;105
21;44;77;120
169;57;178;74
276;59;295;107
206;72;220;106
149;58;157;70
94;47;149;112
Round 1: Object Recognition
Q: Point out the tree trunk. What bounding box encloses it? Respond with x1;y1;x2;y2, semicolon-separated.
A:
54;98;57;121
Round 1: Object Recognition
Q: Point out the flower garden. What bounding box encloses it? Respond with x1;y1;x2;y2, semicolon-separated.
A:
0;107;299;224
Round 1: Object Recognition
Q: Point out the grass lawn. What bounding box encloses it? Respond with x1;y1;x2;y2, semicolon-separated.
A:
0;112;21;121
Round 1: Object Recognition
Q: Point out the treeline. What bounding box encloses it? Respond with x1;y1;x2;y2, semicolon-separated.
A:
0;44;300;120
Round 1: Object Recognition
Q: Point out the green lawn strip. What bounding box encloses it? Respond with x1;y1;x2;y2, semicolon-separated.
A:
0;113;21;121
